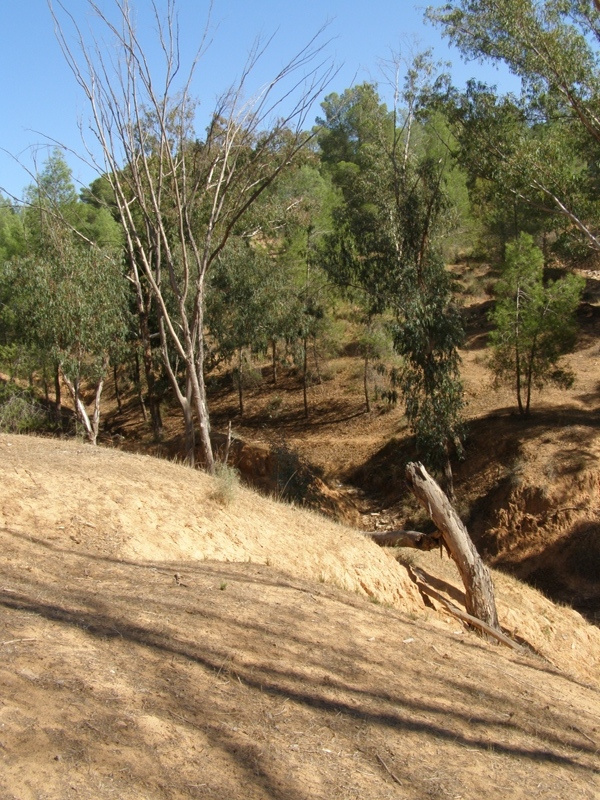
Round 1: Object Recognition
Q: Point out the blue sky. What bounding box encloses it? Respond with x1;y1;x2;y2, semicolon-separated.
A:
0;1;518;201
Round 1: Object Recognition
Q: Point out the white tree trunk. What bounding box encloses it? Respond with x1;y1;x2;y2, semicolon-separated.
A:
60;366;106;447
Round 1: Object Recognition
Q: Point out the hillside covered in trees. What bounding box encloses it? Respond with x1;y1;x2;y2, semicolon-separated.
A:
1;4;600;797
1;0;600;621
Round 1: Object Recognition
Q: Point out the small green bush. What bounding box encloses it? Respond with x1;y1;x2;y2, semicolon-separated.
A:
210;462;240;506
0;384;48;434
234;364;263;390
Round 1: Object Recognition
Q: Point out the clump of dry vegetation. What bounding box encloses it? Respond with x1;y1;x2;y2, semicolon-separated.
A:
210;462;241;506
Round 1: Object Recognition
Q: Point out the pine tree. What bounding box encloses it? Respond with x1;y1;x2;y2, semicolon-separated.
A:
489;232;584;414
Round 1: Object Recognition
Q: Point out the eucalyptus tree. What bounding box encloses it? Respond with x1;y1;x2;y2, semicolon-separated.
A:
441;86;551;250
319;62;465;492
0;198;27;377
0;199;25;263
489;232;584;414
84;172;167;440
22;147;78;254
51;0;334;470
271;162;338;417
206;239;276;417
206;159;337;419
3;150;129;442
356;319;395;413
429;0;600;252
8;241;129;444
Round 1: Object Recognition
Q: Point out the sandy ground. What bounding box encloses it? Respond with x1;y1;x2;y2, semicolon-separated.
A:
0;434;598;800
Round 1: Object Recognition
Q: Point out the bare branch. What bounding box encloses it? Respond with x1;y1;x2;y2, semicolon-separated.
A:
49;0;335;470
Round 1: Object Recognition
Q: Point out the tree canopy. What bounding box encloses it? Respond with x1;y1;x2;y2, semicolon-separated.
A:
319;66;466;483
489;232;584;414
0;1;593;489
430;0;600;251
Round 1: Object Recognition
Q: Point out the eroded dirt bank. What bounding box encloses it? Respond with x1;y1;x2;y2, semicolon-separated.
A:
0;434;599;800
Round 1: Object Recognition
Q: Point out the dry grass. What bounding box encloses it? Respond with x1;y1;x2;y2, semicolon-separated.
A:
210;462;241;506
1;262;599;799
0;433;599;800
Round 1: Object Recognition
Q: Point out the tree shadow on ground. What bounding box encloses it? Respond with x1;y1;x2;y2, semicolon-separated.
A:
0;551;597;800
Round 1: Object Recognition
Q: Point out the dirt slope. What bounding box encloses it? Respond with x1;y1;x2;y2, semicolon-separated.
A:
0;434;599;800
0;434;419;608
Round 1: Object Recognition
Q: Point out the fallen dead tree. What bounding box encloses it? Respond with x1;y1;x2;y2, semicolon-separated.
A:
405;462;499;631
367;529;441;550
408;566;524;653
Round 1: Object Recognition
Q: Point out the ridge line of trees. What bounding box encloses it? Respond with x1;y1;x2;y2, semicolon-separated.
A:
0;0;593;486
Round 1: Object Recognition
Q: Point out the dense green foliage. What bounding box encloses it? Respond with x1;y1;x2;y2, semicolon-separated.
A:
2;3;597;474
0;200;25;263
430;0;600;252
0;151;129;443
318;72;466;476
489;233;584;414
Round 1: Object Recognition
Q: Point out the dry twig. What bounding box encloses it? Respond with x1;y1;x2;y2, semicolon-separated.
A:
376;753;402;786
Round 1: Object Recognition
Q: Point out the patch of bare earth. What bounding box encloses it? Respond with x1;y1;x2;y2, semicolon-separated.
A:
1;434;599;800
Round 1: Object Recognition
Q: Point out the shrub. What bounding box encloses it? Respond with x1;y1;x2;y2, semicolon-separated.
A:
271;442;316;504
0;384;48;434
210;462;240;506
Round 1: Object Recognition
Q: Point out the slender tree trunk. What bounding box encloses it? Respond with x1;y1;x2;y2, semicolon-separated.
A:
312;335;322;384
223;420;232;466
515;289;524;415
156;311;195;465
195;376;213;472
302;336;309;419
183;404;195;460
42;368;50;405
525;335;538;416
54;362;62;425
148;391;162;436
515;342;524;415
132;351;148;423
138;304;162;439
443;444;455;504
272;339;278;385
364;354;371;413
406;462;499;631
183;373;196;464
525;365;533;416
237;348;245;417
128;255;158;432
190;296;215;473
113;363;122;414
